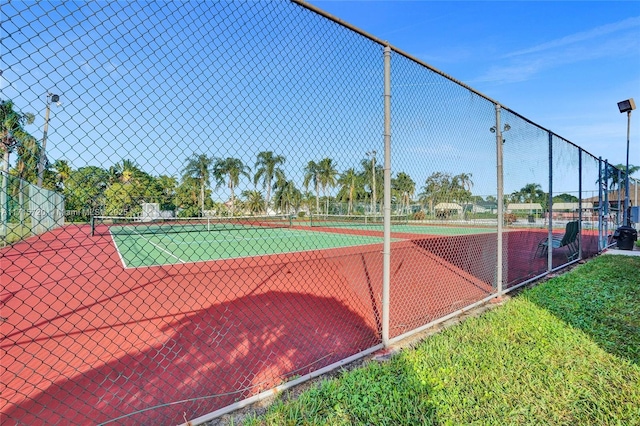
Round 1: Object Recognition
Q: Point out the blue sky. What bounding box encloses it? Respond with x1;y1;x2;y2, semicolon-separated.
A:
1;0;638;202
309;0;640;168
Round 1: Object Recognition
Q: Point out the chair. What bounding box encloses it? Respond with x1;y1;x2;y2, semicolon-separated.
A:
535;220;579;261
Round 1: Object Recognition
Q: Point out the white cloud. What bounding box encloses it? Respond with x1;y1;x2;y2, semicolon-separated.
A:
473;17;640;84
503;16;640;58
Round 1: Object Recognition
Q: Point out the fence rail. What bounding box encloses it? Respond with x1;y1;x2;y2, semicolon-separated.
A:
0;1;635;425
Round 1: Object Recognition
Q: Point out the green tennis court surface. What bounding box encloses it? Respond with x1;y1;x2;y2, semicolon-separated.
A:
111;227;385;268
307;215;496;236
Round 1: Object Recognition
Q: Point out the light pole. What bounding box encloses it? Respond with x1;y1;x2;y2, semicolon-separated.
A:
366;150;377;214
617;98;635;227
37;92;60;187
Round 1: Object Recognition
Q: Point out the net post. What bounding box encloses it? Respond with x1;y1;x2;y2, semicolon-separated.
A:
90;215;96;237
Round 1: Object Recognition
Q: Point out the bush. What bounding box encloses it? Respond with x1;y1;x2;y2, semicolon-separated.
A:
504;213;517;225
412;211;425;221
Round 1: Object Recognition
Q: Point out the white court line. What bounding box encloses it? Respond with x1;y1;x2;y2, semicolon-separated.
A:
109;230;131;268
121;229;187;264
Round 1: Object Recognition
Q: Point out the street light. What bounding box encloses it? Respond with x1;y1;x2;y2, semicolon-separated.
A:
618;98;635;226
366;150;377;214
37;92;60;187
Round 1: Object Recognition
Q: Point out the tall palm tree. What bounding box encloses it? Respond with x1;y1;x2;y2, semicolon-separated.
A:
360;157;383;214
1;100;36;231
254;151;285;214
337;168;362;215
303;160;320;214
1;100;36;176
392;172;415;214
609;163;639;191
212;157;251;215
183;153;214;216
273;178;301;215
318;157;338;214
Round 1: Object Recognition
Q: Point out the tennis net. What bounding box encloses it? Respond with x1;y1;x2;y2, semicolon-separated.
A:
309;214;408;228
91;215;293;236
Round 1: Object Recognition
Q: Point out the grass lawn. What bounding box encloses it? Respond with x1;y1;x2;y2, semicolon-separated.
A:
235;255;640;425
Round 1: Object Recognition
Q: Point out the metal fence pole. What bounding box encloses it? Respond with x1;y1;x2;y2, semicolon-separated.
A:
495;104;504;295
598;157;604;250
547;132;553;271
381;44;391;347
604;159;610;247
578;149;583;259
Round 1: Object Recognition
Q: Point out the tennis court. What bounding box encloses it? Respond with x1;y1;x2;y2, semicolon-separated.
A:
94;215;498;268
308;214;497;236
93;216;386;268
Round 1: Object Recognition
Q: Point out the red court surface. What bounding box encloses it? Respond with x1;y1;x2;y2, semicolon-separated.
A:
0;224;594;424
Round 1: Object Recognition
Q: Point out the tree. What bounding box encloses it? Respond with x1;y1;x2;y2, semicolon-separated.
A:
273;178;301;215
512;183;545;204
183;153;214;216
392;172;416;214
303;160;321;214
2;101;38;229
552;193;578;203
51;159;72;191
318;157;338;214
63;166;109;221
1;100;36;176
609;163;639;191
212;157;251;215
154;175;178;211
337;168;363;215
109;159;147;185
418;172;450;215
360;157;383;214
241;189;265;215
254;151;285;214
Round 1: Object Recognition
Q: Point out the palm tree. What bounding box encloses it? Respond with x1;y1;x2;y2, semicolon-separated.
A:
609;163;639;190
453;172;473;211
254;151;285;214
183;153;214;216
241;189;265;215
52;159;72;191
273;178;301;215
212;157;251;215
1;100;36;232
392;172;415;214
1;100;36;175
337;168;362;215
512;183;545;203
303;160;320;214
318;157;338;214
360;157;383;214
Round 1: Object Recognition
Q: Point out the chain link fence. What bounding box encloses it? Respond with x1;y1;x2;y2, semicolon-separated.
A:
1;1;635;424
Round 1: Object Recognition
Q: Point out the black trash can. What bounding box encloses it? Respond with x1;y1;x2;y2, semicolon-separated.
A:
613;226;638;250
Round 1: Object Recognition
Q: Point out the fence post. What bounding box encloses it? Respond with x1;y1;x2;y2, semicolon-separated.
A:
598;157;604;250
547;132;553;271
604;159;610;246
578;149;583;259
381;44;391;347
494;104;504;295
